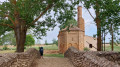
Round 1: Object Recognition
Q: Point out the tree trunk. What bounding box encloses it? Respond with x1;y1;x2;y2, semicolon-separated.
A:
96;21;102;51
111;25;114;51
96;0;102;51
101;30;103;51
112;32;114;51
14;23;27;52
104;31;105;51
12;0;27;52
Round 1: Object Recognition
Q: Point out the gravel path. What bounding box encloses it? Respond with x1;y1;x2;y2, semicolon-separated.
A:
32;57;74;67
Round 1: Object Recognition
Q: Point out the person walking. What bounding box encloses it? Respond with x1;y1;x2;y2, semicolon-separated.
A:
39;47;44;59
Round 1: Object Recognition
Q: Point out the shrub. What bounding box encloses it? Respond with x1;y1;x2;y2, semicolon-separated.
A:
84;47;90;51
25;34;35;46
45;40;49;45
52;38;58;46
2;45;9;50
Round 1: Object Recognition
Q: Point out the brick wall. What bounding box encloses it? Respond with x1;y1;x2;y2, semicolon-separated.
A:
0;48;40;67
64;47;120;67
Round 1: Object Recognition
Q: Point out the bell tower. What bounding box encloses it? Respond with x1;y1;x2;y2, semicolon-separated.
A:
78;6;85;50
77;6;85;32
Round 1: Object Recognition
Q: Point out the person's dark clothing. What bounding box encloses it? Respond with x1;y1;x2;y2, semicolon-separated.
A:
39;47;43;56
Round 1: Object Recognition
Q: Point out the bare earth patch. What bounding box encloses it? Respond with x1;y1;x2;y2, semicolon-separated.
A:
44;50;59;54
32;57;74;67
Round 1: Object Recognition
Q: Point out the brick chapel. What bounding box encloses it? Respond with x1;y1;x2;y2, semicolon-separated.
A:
58;6;97;53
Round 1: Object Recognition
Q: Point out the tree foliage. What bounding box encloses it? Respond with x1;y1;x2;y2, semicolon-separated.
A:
52;38;58;46
74;0;120;34
25;34;35;46
0;0;76;38
59;18;77;30
45;40;48;45
0;31;16;45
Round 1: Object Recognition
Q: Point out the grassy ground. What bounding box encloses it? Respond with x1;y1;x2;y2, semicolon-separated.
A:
0;50;15;53
30;45;58;50
0;45;58;53
0;45;64;58
105;45;120;52
3;44;120;57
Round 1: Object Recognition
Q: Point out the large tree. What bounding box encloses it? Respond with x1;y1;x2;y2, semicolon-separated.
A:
0;0;76;52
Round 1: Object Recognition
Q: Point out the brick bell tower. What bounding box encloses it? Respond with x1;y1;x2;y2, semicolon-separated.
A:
77;6;85;50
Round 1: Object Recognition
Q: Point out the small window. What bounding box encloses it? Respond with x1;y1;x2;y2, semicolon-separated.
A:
89;44;93;48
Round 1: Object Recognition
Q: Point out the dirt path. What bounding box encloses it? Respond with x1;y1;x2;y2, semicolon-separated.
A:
32;57;74;67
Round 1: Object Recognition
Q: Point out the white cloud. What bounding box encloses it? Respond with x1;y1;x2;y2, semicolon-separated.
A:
0;0;7;2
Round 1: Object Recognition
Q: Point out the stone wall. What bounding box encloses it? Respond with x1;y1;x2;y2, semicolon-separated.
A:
97;52;120;65
64;47;120;67
0;48;40;67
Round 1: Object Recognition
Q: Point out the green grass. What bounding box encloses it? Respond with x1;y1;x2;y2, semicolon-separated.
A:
30;45;58;50
0;50;15;53
43;45;58;50
44;54;64;58
105;45;120;52
0;45;58;53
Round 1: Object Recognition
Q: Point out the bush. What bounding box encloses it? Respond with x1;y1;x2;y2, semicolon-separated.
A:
45;40;49;45
84;47;90;51
52;38;58;46
25;34;35;46
2;45;9;50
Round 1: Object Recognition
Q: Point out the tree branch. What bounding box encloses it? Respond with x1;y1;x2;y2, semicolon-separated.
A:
0;10;15;25
0;23;14;29
31;4;53;24
80;1;95;19
5;15;15;25
86;9;95;19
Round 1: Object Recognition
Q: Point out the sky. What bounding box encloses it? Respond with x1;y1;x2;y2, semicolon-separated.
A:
0;0;111;44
